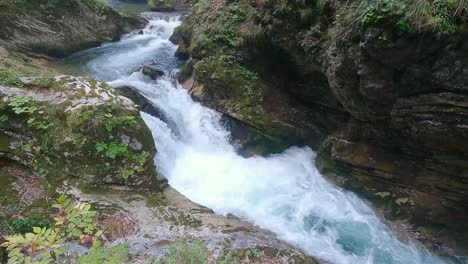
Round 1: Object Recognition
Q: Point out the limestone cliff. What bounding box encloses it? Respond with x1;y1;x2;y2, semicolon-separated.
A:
0;0;146;57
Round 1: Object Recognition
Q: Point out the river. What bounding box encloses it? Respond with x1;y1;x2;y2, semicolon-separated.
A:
56;11;454;264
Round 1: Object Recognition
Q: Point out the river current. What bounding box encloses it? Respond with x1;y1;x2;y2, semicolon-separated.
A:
57;12;454;264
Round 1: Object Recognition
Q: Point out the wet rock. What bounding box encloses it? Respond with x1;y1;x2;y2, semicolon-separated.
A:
142;66;164;80
115;85;167;122
65;184;322;263
147;0;175;12
174;42;189;60
0;0;147;57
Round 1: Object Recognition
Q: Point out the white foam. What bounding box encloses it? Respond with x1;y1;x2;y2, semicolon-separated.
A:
76;14;451;264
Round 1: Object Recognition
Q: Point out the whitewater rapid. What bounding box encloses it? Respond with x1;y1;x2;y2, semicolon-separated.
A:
59;13;453;264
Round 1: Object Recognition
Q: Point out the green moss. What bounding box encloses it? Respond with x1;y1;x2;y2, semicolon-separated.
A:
0;174;17;213
194;56;261;103
0;134;11;153
177;61;194;83
0;70;23;87
147;0;174;11
315;151;353;179
337;0;466;36
1;81;155;184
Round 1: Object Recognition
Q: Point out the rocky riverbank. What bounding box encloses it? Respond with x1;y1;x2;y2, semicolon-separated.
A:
0;1;324;263
171;0;468;255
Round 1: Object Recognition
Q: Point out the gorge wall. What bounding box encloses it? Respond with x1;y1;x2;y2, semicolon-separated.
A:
0;0;146;57
171;0;468;253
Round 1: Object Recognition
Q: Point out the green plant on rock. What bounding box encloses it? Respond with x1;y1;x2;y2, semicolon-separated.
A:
8;96;38;115
340;0;466;36
1;227;65;264
161;240;236;264
166;240;209;264
0;70;23;87
120;150;151;179
52;195;99;239
0;196;103;264
95;141;129;159
77;243;129;264
7;96;55;130
248;247;261;259
0;114;8;123
9;218;51;234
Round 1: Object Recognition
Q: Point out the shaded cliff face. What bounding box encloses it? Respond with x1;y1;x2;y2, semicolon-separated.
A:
171;0;468;253
0;0;146;57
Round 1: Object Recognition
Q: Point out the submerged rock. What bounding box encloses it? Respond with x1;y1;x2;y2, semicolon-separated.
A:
142;66;164;80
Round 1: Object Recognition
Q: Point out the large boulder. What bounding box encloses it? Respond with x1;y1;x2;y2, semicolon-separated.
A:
0;74;158;187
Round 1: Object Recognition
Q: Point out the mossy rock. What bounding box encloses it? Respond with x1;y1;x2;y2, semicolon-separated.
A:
148;0;175;11
0;74;158;188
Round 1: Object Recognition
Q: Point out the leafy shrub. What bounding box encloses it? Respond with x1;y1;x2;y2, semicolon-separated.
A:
9;218;51;234
0;196;103;264
77;243;129;264
95;141;129;159
0;71;23;87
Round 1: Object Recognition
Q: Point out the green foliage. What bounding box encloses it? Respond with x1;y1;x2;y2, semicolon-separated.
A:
1;196;103;264
248;247;261;259
148;0;174;10
7;96;37;115
166;240;209;264
216;253;235;264
0;70;23;87
0;219;15;236
2;226;65;264
0;114;9;123
52;195;98;238
341;0;467;36
77;243;129;264
28;74;55;89
9;218;51;234
95;141;129;159
161;240;236;264
193;56;262;105
68;107;140;133
7;96;56;130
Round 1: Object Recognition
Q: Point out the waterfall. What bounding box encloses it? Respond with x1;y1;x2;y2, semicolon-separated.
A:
58;13;453;264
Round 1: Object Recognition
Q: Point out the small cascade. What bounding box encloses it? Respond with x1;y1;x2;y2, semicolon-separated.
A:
57;13;455;264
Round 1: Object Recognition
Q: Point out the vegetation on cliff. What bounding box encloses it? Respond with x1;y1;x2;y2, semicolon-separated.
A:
172;0;468;253
339;0;466;36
